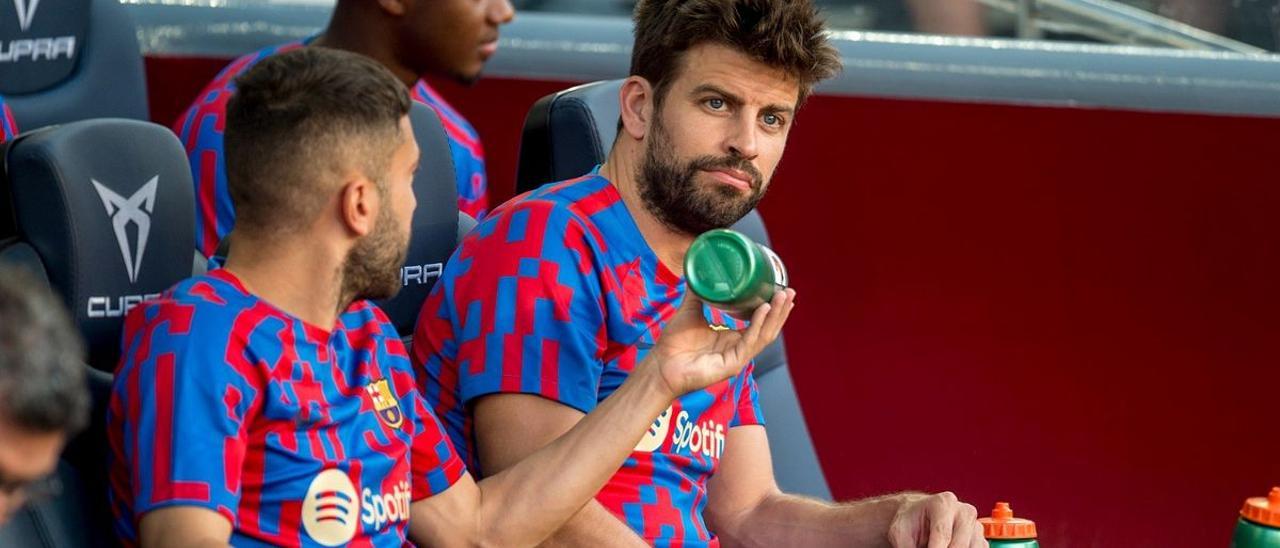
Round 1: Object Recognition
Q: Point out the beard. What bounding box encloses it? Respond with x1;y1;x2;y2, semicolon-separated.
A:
341;199;408;303
636;116;767;236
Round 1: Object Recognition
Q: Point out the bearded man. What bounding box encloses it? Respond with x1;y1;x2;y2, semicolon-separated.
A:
412;1;987;547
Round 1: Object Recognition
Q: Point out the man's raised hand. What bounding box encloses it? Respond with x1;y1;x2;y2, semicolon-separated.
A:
647;288;796;397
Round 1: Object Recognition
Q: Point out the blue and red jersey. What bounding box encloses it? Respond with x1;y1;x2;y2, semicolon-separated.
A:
108;269;466;547
173;38;490;258
413;173;765;547
1;95;17;141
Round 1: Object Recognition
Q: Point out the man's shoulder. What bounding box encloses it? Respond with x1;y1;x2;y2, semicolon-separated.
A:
174;41;306;133
127;273;252;335
211;40;307;93
410;81;477;135
339;300;400;340
495;174;619;231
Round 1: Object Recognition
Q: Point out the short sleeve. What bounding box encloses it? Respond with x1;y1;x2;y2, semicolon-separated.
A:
424;200;607;414
1;97;17;142
109;295;261;531
410;81;489;219
409;391;468;500
729;361;766;427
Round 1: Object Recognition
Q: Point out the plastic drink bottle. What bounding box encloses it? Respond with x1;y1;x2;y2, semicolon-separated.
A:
979;502;1039;547
684;228;788;317
1232;487;1280;548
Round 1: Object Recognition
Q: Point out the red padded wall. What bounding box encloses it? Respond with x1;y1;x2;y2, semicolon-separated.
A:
150;64;1280;547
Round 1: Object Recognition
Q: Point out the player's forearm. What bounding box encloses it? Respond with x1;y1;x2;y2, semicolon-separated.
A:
715;492;915;548
472;359;673;547
537;501;649;548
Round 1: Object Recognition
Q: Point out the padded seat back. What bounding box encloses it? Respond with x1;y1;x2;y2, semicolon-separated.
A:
0;0;148;131
2;118;194;370
376;102;477;339
0;118;195;547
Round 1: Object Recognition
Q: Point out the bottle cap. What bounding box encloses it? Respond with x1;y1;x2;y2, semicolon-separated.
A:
979;502;1037;540
1240;487;1280;528
686;229;759;304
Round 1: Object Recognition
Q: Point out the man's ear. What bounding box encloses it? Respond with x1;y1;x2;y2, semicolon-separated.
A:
338;175;378;237
376;0;408;17
619;76;656;141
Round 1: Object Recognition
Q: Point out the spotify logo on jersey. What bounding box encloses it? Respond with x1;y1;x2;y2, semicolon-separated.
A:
302;469;360;546
634;406;673;452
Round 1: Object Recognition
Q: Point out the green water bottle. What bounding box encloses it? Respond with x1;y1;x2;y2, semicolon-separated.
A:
979;502;1039;547
1232;487;1280;548
685;228;788;317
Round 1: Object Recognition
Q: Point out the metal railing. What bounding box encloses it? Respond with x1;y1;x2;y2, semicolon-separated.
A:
984;0;1267;52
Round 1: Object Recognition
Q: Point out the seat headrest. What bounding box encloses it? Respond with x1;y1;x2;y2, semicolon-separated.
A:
2;118;194;370
0;0;148;130
376;101;461;336
516;79;623;194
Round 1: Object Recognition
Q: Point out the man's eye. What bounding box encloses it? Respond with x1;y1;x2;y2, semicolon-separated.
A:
706;98;726;110
763;114;780;126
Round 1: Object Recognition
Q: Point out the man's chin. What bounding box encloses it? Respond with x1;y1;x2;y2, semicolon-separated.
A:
361;282;402;303
450;65;484;87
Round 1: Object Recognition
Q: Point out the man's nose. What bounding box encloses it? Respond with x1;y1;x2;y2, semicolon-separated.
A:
723;114;760;160
488;0;516;25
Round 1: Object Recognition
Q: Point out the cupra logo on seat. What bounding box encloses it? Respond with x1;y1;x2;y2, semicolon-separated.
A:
13;0;39;32
91;176;158;284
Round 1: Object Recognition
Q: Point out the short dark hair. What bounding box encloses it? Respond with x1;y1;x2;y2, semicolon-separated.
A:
631;0;841;105
0;267;89;434
225;47;412;237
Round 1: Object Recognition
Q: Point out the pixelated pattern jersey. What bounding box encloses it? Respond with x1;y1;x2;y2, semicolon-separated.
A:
414;174;765;547
109;270;465;547
1;96;17;142
173;38;489;258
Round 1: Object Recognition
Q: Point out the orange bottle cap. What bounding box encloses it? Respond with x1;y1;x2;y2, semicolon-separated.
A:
1240;487;1280;528
979;502;1038;540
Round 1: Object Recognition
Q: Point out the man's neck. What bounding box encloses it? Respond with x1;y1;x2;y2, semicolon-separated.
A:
600;152;695;276
222;232;348;331
312;12;418;87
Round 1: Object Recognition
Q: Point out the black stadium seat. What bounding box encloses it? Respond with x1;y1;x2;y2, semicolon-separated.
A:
0;0;148;131
0;118;195;547
377;102;477;341
517;80;832;499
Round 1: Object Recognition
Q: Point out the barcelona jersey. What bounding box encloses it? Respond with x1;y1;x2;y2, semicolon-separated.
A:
108;269;466;547
413;173;765;547
172;37;490;258
1;95;17;141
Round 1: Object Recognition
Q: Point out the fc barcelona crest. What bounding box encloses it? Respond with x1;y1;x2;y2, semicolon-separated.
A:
365;379;404;429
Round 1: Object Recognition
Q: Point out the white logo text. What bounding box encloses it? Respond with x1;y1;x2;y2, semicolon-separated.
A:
360;481;412;530
672;411;726;460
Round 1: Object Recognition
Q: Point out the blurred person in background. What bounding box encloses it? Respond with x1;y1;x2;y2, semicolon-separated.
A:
175;0;514;260
906;0;986;35
0;267;90;525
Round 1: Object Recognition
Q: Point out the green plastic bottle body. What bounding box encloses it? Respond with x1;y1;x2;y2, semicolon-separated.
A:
1233;517;1280;548
684;229;788;316
989;540;1039;548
